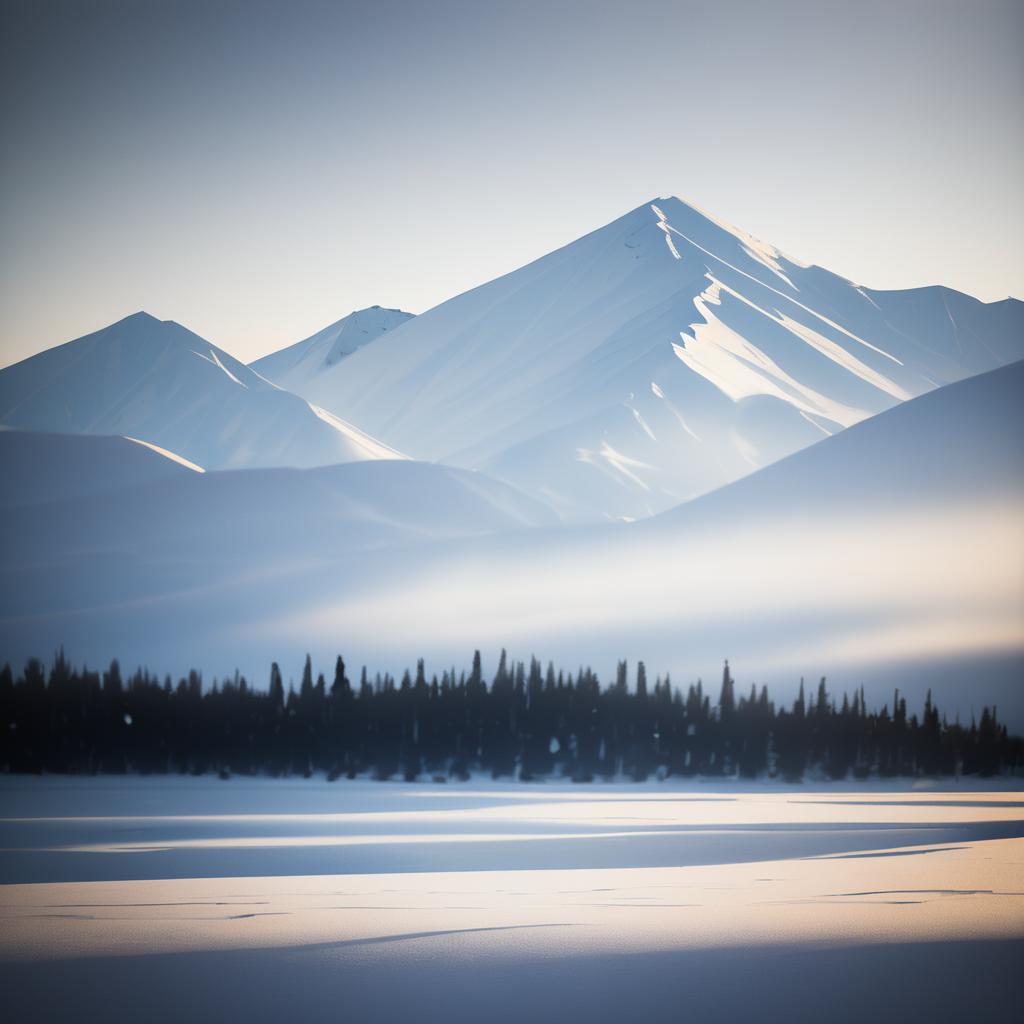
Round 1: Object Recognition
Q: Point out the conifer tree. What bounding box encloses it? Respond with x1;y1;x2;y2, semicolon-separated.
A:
718;660;735;718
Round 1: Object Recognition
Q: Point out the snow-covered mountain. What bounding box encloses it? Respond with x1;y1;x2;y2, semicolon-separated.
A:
0;312;403;471
277;197;1023;521
1;362;1020;724
6;201;1019;519
250;306;414;392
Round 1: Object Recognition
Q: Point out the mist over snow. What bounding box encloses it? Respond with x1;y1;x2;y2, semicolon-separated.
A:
1;358;1021;727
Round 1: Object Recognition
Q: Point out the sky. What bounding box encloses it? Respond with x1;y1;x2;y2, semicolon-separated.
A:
1;0;1022;368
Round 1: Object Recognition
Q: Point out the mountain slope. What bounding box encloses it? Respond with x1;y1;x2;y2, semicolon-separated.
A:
250;306;414;392
652;357;1024;525
284;197;1023;521
0;312;404;471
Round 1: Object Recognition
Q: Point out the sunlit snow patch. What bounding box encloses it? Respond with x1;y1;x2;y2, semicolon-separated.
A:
630;406;657;441
308;402;408;461
578;442;657;491
672;282;868;428
671;196;802;287
123;437;205;473
190;348;249;389
650;204;683;260
650;381;702;441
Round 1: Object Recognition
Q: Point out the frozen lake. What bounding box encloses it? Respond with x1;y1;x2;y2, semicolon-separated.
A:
2;777;1023;1022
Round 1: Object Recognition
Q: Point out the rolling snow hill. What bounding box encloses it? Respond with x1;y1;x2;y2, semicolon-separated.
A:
250;306;414;393
0;429;556;623
0;429;200;509
275;197;1023;521
0;312;404;471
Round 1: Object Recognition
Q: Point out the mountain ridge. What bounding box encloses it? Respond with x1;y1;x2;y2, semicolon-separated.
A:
266;195;1023;521
3;197;1021;521
0;311;405;471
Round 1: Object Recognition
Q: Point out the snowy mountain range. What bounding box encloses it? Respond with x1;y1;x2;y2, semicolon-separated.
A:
0;311;403;471
2;197;1021;521
256;197;1022;521
0;194;1021;718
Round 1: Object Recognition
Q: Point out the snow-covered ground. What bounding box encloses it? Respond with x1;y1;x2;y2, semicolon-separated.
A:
1;776;1022;1022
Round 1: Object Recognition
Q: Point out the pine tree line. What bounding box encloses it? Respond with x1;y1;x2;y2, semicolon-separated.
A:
1;651;1020;780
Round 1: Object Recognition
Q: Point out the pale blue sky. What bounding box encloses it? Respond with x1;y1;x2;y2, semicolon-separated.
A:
1;0;1021;367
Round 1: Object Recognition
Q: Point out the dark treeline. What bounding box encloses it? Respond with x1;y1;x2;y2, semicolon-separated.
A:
1;651;1020;780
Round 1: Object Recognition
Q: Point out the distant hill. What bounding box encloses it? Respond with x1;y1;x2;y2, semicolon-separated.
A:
0;312;403;470
0;429;199;509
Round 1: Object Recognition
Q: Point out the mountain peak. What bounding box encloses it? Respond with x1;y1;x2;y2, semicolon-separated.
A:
251;306;415;386
278;196;1023;523
121;310;162;325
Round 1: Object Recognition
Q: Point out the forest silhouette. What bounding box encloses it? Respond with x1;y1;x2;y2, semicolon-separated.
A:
1;651;1020;780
